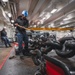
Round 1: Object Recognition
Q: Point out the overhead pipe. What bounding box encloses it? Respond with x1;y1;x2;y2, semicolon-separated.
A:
57;21;75;27
43;0;75;26
29;0;45;21
29;0;52;21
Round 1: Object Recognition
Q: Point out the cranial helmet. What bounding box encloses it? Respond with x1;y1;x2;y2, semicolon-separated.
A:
22;10;28;17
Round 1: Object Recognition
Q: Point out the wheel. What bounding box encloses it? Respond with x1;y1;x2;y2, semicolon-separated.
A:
30;50;40;66
59;37;74;45
32;55;40;66
56;37;75;58
65;40;75;49
34;70;42;75
55;48;75;58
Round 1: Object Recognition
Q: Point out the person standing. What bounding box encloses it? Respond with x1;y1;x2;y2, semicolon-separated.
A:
1;27;12;47
14;10;29;58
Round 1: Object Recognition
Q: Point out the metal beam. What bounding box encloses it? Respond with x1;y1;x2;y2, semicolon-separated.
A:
30;0;52;21
29;0;45;20
43;0;75;26
28;0;39;17
18;0;30;15
32;0;45;15
57;21;75;27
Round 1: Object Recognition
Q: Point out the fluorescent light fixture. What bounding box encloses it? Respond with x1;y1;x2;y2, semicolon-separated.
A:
11;24;13;26
51;9;57;14
39;12;45;17
29;26;32;27
2;0;8;2
8;13;12;17
42;17;46;20
63;17;72;21
11;20;14;23
63;14;73;21
60;22;64;25
33;25;36;27
48;25;51;28
4;26;6;29
63;18;69;21
50;23;54;27
40;20;44;24
45;13;51;19
37;22;40;25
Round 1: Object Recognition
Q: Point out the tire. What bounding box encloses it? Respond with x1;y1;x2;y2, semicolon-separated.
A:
32;55;40;66
34;70;42;75
56;37;75;58
55;49;75;58
65;40;75;49
47;41;61;49
59;37;74;45
30;50;40;66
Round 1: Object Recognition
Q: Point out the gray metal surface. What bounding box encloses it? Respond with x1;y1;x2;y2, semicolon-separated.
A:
0;42;5;48
0;50;37;75
0;49;75;75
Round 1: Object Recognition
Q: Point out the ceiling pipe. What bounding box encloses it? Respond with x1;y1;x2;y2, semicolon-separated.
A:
43;0;75;26
28;0;38;17
29;0;52;21
57;21;75;27
31;0;45;16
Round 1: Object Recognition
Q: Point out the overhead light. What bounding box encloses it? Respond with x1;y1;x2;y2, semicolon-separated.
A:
4;26;6;29
40;20;44;24
50;23;54;27
33;25;36;27
51;9;57;14
8;13;12;17
2;0;8;2
39;12;45;17
11;20;14;23
11;24;13;26
45;13;51;19
37;22;40;25
63;18;69;21
42;17;46;20
63;17;72;21
29;26;32;27
48;25;51;28
63;14;73;21
60;22;64;25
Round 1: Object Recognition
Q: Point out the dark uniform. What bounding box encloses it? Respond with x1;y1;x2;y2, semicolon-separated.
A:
14;15;29;55
1;28;11;47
